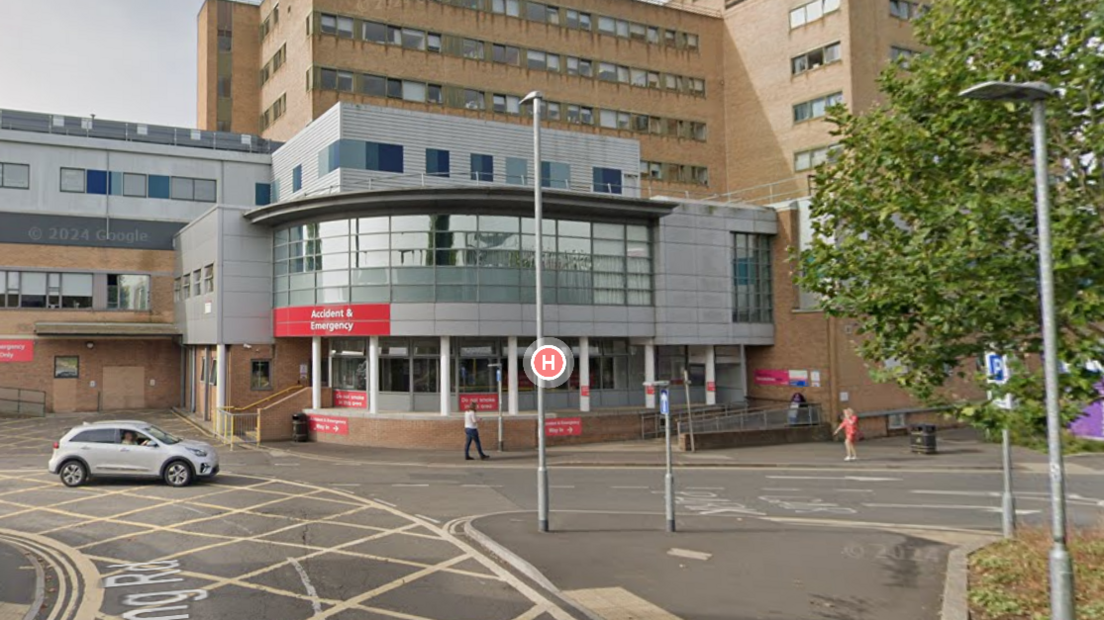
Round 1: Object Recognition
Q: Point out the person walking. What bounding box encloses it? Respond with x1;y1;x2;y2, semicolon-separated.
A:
464;405;490;461
833;408;860;461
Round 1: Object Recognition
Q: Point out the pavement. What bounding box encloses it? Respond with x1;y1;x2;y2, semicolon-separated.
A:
254;426;1104;474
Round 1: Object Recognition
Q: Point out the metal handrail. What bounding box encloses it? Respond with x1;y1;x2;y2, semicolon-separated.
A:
223;385;305;412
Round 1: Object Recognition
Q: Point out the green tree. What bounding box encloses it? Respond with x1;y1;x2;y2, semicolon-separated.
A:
797;0;1104;434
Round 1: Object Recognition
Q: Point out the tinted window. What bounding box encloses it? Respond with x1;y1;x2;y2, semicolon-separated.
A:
70;428;118;444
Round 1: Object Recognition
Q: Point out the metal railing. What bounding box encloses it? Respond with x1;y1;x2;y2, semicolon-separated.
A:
679;403;821;435
214;408;261;450
222;385;304;413
0;387;46;416
0;108;281;155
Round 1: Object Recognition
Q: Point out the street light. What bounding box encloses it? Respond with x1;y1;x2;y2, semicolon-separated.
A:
520;90;550;533
960;80;1074;620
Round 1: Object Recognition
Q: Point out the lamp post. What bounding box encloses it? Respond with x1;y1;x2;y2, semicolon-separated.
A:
520;90;550;533
960;80;1073;620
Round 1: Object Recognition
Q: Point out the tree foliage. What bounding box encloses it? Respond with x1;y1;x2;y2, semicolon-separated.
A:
798;0;1104;433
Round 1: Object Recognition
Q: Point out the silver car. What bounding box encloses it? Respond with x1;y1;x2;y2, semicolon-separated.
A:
48;420;219;488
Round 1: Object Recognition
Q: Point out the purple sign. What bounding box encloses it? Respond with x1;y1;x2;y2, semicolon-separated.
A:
1070;383;1104;440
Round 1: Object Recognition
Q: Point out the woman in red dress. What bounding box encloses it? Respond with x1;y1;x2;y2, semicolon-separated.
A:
833;408;859;461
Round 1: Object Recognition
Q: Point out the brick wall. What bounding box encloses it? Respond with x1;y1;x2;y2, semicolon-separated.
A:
256;387;311;442
0;339;180;413
680;424;831;450
301;411;644;450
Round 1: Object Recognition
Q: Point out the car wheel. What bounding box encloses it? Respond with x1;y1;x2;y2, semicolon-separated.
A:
59;461;88;488
163;460;194;487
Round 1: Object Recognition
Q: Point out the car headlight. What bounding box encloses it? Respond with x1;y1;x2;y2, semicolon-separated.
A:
187;448;208;457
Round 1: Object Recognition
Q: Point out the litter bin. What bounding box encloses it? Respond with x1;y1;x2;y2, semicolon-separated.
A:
910;424;937;454
292;413;310;443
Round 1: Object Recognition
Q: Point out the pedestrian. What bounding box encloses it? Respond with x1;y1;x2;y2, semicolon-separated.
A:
833;408;860;461
788;392;806;425
464;405;490;461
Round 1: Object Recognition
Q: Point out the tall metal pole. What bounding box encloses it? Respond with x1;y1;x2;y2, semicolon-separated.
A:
1032;98;1074;620
1001;428;1015;539
663;388;675;532
529;92;550;534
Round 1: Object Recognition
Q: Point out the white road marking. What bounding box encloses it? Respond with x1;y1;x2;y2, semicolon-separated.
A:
913;490;998;497
274;463;300;467
288;557;323;615
330;483;361;487
667;548;712;561
372;498;397;508
416;514;442;524
461;484;504;488
392;483;429;487
864;502;1041;515
768;475;902;482
686;487;724;491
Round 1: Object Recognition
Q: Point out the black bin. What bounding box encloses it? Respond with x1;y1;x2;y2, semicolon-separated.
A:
910;424;937;454
292;413;309;443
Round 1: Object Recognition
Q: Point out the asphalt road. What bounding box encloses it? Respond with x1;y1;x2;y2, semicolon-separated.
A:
1;410;1102;620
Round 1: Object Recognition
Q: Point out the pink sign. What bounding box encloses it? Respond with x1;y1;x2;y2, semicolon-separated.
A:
580;386;590;397
545;418;582;437
754;369;790;386
645;385;655;395
333;390;367;409
308;415;349;435
0;341;34;363
706;381;716;392
459;393;499;412
274;304;390;337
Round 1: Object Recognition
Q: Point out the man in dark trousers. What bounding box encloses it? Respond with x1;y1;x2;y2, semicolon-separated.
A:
464;405;490;461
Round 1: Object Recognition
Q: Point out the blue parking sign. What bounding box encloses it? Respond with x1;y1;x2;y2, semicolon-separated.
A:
986;353;1007;384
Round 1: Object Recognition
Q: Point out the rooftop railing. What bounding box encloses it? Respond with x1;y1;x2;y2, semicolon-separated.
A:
0;108;281;155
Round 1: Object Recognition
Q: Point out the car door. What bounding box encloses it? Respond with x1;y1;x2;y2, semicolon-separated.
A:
121;432;164;476
67;428;120;475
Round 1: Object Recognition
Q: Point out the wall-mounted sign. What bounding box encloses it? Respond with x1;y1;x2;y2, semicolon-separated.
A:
459;393;499;412
706;381;716;392
308;414;349;435
274;304;390;337
333;390;367;409
811;371;822;388
580;386;590;398
545;418;582;437
753;369;789;386
0;341;34;362
788;370;809;387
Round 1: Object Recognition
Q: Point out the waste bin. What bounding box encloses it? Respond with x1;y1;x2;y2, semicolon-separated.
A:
910;424;937;454
292;413;310;443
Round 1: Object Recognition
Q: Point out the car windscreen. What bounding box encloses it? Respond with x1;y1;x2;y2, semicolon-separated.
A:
141;425;182;445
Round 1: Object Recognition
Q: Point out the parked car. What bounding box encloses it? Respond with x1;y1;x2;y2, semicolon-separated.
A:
48;420;219;488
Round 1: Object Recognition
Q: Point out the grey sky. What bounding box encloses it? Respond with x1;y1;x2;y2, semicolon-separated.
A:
0;0;206;128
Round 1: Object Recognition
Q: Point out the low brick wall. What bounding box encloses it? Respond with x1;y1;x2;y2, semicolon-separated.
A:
301;411;644;450
257;388;327;442
853;410;964;440
679;424;832;450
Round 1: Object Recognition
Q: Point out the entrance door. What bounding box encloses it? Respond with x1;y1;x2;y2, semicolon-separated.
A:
103;366;146;410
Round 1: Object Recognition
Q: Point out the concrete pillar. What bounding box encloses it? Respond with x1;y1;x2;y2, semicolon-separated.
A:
215;344;227;411
311;337;321;409
705;345;717;406
369;336;379;414
644;342;656;409
440;335;451;416
508;336;519;415
579;336;590;412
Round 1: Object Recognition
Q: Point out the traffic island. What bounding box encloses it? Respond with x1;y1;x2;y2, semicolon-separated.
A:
968;526;1104;619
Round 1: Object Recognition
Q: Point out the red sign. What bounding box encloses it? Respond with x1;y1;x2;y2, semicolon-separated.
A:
706;381;716;392
580;385;590;397
0;341;34;362
545;417;582;437
531;345;567;381
459;393;499;412
645;385;655;395
333;390;367;408
754;369;790;386
274;304;390;337
308;415;349;435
